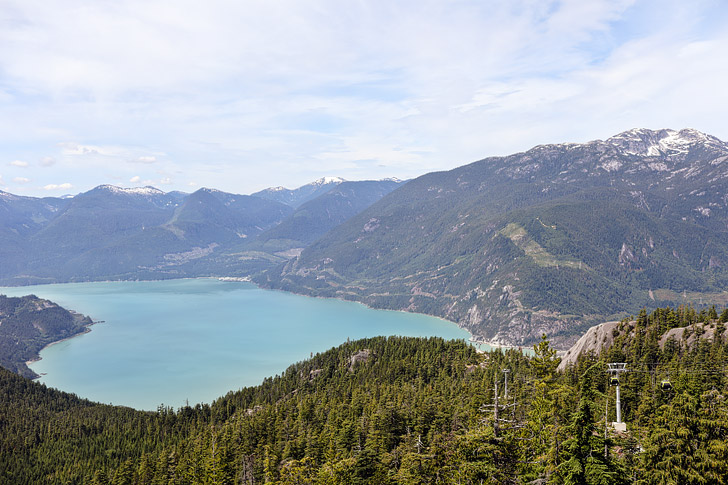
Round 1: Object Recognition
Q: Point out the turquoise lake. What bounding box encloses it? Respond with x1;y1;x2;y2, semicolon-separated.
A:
0;279;478;410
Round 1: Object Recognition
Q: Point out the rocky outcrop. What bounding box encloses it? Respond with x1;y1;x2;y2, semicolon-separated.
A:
349;349;372;372
557;321;620;371
660;321;728;349
558;318;728;372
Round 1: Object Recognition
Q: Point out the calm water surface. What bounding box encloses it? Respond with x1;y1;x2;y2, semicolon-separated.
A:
0;279;477;410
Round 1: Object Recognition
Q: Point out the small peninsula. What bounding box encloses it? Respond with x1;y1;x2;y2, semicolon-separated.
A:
0;294;94;379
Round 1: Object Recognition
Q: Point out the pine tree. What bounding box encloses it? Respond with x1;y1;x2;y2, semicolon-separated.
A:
637;390;728;484
556;364;624;485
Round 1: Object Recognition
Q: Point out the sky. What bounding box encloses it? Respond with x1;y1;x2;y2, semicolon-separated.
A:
1;0;727;197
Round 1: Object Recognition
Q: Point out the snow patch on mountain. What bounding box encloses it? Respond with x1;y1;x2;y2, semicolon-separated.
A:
311;176;345;186
647;161;669;171
98;185;165;196
695;206;711;217
0;190;19;200
600;160;623;172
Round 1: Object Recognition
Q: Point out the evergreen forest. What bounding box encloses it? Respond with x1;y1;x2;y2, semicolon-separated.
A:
2;306;728;484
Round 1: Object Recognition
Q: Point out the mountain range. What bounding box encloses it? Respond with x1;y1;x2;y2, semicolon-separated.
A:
3;128;728;347
256;128;728;347
0;177;403;285
252;176;348;208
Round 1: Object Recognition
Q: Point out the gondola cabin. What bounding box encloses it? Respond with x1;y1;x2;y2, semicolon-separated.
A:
609;376;620;386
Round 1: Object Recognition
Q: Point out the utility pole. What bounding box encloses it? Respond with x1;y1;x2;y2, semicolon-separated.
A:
493;373;499;438
502;369;510;399
480;370;522;440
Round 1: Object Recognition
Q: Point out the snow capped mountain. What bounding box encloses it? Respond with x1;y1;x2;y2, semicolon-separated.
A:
490;128;728;185
605;128;728;157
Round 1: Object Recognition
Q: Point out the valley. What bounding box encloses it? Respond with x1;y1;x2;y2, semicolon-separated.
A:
0;178;404;286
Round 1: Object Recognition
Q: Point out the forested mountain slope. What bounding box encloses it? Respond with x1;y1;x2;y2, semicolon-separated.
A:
2;306;727;484
0;294;92;378
0;191;69;278
254;179;405;253
258;129;728;347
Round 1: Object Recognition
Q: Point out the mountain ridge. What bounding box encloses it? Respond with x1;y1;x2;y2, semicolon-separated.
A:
252;176;347;208
257;128;728;348
0;178;402;285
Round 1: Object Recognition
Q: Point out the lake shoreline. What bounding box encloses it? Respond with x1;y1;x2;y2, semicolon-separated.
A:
26;319;102;379
7;276;525;366
2;279;481;410
256;284;526;353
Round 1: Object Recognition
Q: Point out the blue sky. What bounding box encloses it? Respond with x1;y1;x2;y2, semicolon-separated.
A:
1;0;727;196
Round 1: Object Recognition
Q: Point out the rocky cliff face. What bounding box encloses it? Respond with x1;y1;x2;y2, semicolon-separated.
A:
557;321;621;371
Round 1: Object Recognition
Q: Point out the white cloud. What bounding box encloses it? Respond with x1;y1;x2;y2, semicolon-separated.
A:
59;142;108;156
159;177;172;185
0;0;726;195
40;156;56;167
43;183;73;190
10;160;28;167
0;174;4;185
13;177;30;183
130;175;141;183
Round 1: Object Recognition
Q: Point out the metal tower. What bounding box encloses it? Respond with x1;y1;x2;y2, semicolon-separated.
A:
607;363;628;430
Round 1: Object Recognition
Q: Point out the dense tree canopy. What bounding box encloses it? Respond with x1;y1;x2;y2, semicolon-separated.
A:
1;306;727;483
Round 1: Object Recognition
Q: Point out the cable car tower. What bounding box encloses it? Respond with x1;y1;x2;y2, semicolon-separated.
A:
607;363;628;431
